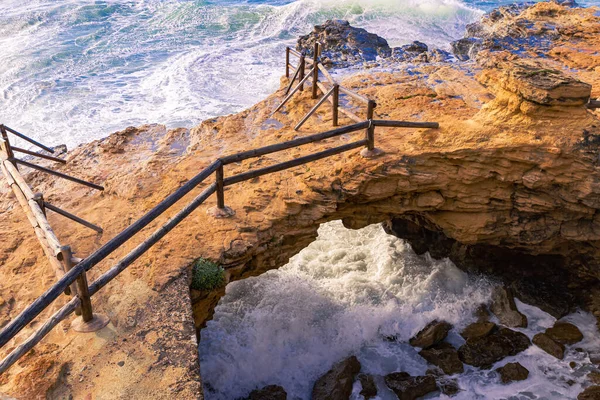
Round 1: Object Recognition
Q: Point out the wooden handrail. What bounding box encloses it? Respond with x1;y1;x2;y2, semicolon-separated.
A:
0;44;441;375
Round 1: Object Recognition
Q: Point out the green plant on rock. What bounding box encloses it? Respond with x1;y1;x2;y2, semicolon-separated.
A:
191;258;225;291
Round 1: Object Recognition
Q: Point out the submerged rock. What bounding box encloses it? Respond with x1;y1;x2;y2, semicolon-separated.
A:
533;332;565;359
545;322;584;345
409;320;453;349
437;377;461;396
311;356;361;400
461;322;496;342
384;372;438;400
490;287;528;328
419;342;464;375
496;362;530;384
247;385;287;400
358;374;377;399
458;328;531;368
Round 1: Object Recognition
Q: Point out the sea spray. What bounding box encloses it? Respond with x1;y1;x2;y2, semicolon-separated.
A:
199;221;600;400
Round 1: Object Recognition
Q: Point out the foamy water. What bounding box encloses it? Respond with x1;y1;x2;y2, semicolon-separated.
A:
199;221;600;400
0;0;490;149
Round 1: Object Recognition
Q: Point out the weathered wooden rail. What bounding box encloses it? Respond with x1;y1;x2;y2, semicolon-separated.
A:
0;44;439;375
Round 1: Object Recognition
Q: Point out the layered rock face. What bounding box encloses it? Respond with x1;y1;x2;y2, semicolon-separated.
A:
0;2;599;399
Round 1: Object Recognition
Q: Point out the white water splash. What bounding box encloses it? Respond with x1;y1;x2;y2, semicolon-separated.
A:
199;221;600;400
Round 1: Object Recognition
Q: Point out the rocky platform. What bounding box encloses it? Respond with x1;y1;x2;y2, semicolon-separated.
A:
0;1;599;399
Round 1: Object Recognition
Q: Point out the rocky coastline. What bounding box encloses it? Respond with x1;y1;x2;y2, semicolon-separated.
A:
0;1;599;399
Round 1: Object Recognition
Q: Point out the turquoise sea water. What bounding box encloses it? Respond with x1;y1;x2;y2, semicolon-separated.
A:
0;0;595;148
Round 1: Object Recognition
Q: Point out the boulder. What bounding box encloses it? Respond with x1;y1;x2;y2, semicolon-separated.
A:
358;374;377;399
578;386;600;400
496;362;529;384
437;377;460;396
297;20;390;67
311;356;361;400
461;322;496;342
384;372;438;400
248;385;287;400
451;38;483;61
419;342;464;375
511;279;573;319
490;287;528;328
458;327;531;368
533;332;565;359
588;372;600;385
545;322;584;345
475;304;491;322
409;320;453;349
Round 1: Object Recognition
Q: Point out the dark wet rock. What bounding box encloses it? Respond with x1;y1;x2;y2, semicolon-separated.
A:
490;287;528;328
533;332;565;359
402;41;428;54
578;386;600;400
545;322;584;345
419;342;464;375
458;327;531;368
496;362;530;384
358;374;377;399
511;279;573;319
384;372;438;400
590;352;600;365
297;20;390;67
461;322;496;342
248;385;287;400
588;372;600;385
451;38;483;61
437;377;460;396
311;356;361;400
475;304;491;322
427;49;453;63
409;320;452;349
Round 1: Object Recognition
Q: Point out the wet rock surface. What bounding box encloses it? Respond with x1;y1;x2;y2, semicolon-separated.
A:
496;362;530;384
533;332;566;359
247;385;287;400
578;386;600;400
384;372;438;400
358;374;377;399
311;356;361;400
409;320;453;349
458;328;531;368
461;321;496;342
490;287;528;328
546;322;584;345
419;343;464;375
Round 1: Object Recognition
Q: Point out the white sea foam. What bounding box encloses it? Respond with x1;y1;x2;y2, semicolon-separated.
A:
199;221;600;400
0;0;483;149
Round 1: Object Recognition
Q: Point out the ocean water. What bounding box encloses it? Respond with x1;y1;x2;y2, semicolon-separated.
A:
1;0;593;149
199;221;600;400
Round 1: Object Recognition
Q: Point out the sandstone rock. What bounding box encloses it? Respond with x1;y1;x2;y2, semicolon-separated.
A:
419;342;464;375
248;385;287;400
311;356;361;400
409;320;453;349
297;20;390;67
358;374;377;399
533;332;565;359
461;322;496;342
545;322;584;345
384;372;438;400
458;328;531;368
490;287;528;328
496;362;529;384
578;386;600;400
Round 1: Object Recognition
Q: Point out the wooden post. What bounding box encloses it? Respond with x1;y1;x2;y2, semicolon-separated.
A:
33;193;45;217
216;164;225;209
1;126;15;168
60;246;81;315
298;56;305;92
207;163;235;218
71;266;109;333
312;43;319;99
285;47;290;78
332;84;339;127
366;100;376;151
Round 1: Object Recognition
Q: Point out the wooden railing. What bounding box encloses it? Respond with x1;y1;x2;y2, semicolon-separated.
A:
588;99;600;109
0;45;439;375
